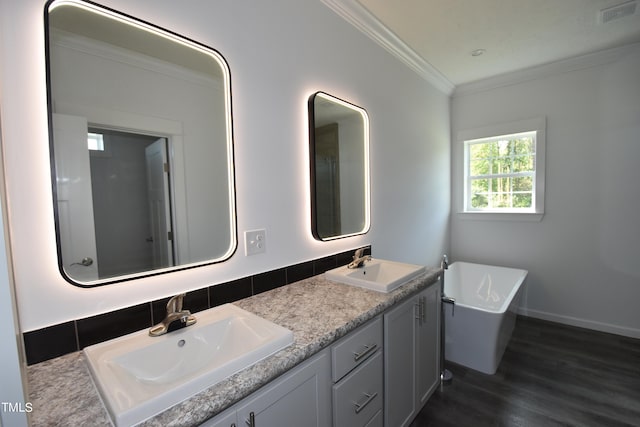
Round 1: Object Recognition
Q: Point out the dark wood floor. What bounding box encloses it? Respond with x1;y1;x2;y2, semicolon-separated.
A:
411;316;640;427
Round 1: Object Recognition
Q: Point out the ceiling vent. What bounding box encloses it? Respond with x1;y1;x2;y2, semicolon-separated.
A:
599;1;637;24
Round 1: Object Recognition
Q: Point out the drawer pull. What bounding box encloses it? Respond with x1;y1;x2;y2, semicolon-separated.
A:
354;392;378;414
245;412;255;427
353;343;377;362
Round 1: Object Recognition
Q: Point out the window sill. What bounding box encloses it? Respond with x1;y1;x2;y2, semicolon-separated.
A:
457;211;544;222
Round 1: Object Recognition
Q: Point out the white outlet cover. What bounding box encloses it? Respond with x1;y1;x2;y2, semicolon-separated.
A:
245;229;266;256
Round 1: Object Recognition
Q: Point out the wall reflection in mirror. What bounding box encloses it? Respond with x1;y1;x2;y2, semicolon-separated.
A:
46;0;237;286
308;92;370;241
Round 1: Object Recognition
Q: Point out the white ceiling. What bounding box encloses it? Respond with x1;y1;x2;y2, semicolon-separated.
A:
325;0;640;89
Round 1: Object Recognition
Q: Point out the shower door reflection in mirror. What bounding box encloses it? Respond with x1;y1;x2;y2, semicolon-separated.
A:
46;0;237;286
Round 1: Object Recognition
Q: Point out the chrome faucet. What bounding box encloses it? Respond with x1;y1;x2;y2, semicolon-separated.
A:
347;247;371;269
441;254;449;270
149;293;197;337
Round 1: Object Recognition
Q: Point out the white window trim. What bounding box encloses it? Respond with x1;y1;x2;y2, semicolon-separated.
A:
458;117;546;222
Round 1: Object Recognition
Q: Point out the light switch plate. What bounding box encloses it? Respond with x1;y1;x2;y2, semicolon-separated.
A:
245;229;266;255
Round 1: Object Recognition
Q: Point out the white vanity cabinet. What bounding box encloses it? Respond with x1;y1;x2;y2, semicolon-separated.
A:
384;284;440;427
331;316;383;427
203;283;440;427
202;348;331;427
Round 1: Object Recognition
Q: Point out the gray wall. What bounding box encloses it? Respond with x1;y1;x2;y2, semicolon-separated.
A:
1;0;449;332
451;46;640;337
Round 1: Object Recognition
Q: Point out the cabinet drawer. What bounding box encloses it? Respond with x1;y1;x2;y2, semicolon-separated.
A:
365;409;383;427
332;316;382;382
333;351;383;427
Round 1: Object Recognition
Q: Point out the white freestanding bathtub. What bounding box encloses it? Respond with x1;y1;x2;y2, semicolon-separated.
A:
443;262;528;375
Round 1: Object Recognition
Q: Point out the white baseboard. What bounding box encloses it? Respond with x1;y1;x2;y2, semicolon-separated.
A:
517;307;640;339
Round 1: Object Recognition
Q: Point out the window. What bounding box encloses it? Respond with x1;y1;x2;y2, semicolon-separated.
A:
466;131;535;210
461;117;545;218
87;132;104;151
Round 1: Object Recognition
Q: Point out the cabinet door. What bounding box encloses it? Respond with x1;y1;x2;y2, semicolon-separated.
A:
200;406;237;427
384;295;418;427
416;285;440;407
236;349;331;427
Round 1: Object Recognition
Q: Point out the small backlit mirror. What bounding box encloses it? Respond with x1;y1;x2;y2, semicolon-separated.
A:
308;92;370;241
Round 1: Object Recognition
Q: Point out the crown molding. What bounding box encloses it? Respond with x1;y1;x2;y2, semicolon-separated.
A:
321;1;640;98
51;29;220;89
453;42;640;97
320;0;455;95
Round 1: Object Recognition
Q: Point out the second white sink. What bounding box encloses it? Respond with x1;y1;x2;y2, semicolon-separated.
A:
84;303;294;426
325;258;426;293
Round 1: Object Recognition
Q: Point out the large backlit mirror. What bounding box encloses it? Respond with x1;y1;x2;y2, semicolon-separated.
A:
308;92;370;241
46;0;237;286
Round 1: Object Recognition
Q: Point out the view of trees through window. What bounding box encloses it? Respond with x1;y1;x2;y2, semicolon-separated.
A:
467;132;536;210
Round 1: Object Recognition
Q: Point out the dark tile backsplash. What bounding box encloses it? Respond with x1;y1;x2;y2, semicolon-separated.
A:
77;303;152;349
312;255;338;274
23;247;369;365
285;260;314;284
252;268;287;295
210;277;252;306
23;321;77;366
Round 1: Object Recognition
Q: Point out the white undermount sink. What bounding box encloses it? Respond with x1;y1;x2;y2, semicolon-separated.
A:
84;303;294;427
325;258;426;293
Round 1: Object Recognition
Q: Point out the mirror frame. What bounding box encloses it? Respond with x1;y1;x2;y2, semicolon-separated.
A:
308;91;370;241
45;0;237;287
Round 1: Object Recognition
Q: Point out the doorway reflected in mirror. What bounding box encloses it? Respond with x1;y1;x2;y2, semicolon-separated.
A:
46;0;237;286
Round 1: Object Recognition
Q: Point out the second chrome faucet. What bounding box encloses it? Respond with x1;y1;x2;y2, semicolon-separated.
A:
149;293;197;337
347;247;371;269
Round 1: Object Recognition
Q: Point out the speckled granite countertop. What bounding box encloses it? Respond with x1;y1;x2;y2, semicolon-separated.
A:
27;268;440;427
